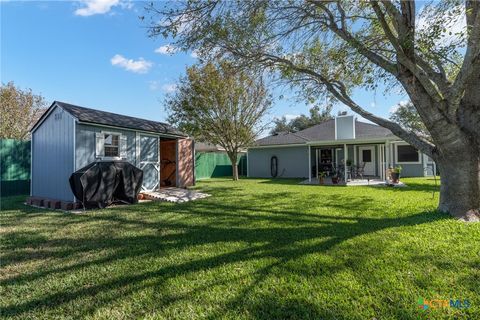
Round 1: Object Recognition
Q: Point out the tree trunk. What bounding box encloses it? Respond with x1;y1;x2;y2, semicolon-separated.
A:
232;162;239;181
228;152;239;181
436;147;480;222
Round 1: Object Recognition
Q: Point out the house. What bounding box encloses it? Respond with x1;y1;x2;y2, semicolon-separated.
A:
247;114;435;181
30;101;194;204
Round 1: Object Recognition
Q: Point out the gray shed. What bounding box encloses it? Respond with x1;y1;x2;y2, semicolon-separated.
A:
30;101;195;202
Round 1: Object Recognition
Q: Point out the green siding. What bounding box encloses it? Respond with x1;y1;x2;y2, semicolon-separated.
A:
195;152;246;179
1;139;31;196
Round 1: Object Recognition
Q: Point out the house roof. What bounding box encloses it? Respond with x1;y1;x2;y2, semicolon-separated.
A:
33;101;187;137
254;118;394;146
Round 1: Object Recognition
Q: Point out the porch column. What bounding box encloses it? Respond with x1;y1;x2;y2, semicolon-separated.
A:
308;145;311;182
344;143;348;182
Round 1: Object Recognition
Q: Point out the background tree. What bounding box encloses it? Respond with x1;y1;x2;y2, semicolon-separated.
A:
166;61;271;180
146;0;480;220
271;105;333;134
0;82;46;140
390;101;431;141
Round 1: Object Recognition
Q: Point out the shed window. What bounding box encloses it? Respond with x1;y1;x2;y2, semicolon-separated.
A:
104;134;120;157
396;145;420;163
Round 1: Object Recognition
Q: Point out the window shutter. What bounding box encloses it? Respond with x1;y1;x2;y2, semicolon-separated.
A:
120;135;128;159
95;132;104;158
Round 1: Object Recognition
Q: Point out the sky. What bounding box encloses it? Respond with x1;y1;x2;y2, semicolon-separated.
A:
1;0;410;130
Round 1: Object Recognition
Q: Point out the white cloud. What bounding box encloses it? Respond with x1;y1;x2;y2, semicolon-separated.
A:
190;49;199;58
155;44;178;55
74;0;121;16
148;80;160;91
162;83;177;93
389;100;409;114
110;54;153;74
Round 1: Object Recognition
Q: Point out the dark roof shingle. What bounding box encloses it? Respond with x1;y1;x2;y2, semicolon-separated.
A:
255;118;394;146
54;101;187;137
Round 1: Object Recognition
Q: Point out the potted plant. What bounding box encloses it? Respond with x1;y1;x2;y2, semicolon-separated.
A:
391;166;402;183
318;172;326;185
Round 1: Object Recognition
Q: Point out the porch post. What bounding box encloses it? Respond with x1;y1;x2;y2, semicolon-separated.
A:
308;145;311;182
344;143;348;182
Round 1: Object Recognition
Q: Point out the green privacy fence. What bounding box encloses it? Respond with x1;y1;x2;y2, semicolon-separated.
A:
195;152;247;180
1;139;31;196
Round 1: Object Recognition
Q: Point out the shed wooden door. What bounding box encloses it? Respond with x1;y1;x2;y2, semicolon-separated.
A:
177;138;194;187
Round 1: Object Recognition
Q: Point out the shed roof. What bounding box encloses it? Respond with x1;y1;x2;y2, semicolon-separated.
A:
255;119;394;146
33;101;187;137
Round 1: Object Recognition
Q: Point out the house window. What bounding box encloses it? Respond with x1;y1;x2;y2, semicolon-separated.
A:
104;134;120;157
362;149;372;162
396;144;420;163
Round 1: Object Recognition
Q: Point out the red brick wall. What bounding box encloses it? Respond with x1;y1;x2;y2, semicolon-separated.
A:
177;138;194;187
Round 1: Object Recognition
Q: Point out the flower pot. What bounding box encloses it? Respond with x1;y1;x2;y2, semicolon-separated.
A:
319;177;324;185
391;172;400;183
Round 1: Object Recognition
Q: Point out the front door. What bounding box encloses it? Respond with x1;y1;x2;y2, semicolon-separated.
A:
139;135;160;191
359;146;375;176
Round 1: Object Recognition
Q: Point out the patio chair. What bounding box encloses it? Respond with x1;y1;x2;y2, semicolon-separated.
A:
356;162;366;180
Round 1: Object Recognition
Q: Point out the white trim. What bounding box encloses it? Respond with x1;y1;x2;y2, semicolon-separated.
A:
395;142;421;164
308;138;396;146
315;148;319;178
352;116;356;139
77;121;187;139
30;132;33;196
135;132;141;165
99;130;123;160
334;117;338;140
73;118;77;202
308;146;311;182
31;103;78;133
157;136;161;191
248;143;307;149
358;145;376;176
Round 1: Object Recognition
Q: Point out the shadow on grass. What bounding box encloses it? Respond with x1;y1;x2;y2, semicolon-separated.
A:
0;188;448;318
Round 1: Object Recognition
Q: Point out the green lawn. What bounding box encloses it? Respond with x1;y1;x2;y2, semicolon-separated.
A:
1;178;479;319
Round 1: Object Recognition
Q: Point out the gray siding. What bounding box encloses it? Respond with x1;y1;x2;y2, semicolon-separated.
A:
248;146;309;178
392;144;425;177
32;106;75;201
75;124;137;169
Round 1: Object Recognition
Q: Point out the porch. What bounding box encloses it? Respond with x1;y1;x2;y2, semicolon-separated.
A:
307;142;392;183
300;177;386;186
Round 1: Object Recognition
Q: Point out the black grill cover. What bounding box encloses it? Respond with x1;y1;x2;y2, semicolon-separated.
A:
69;161;143;209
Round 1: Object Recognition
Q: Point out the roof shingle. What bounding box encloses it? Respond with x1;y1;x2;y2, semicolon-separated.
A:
52;101;187;137
255;118;394;146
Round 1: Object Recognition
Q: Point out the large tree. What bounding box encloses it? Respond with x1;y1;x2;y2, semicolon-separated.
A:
146;0;480;221
389;100;431;141
0;82;46;140
271;104;333;134
166;61;271;180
